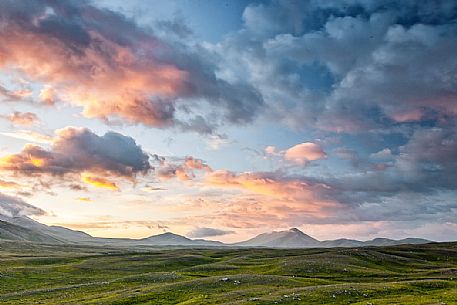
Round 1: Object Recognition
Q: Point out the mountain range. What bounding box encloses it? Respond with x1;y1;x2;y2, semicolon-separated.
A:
0;215;431;248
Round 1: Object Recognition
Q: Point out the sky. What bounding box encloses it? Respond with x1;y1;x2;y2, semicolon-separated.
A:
0;0;456;243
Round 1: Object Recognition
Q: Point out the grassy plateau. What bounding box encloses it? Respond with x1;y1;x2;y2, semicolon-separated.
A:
0;241;456;304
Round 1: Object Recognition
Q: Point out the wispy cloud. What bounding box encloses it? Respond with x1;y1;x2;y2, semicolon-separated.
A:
0;130;52;144
1;111;39;126
187;227;234;238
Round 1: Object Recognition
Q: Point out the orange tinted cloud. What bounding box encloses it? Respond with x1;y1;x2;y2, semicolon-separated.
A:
2;112;39;126
0;179;20;189
39;86;56;106
157;156;212;181
77;197;93;202
0;20;187;127
184;156;212;172
206;170;330;199
204;170;340;224
171;191;340;231
81;175;119;191
0;1;263;131
0;128;151;190
0;144;50;172
0;3;186;127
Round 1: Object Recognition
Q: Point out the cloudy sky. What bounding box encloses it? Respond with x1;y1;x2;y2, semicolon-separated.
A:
0;0;456;242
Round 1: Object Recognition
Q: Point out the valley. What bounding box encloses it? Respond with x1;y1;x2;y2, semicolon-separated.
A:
0;240;455;304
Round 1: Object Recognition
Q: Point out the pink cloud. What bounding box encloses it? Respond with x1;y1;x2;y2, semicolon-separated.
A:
2;111;39;126
0;28;186;127
0;2;263;131
284;142;326;165
389;109;424;122
264;145;278;155
205;170;340;216
157;156;212;181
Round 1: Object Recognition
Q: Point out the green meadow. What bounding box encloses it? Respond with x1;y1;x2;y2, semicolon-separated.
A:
0;241;455;304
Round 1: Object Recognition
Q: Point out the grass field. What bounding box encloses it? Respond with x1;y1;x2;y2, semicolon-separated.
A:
0;241;456;304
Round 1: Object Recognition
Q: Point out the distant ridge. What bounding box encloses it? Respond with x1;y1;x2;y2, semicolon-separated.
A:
236;228;431;248
0;215;432;248
138;232;224;247
0;220;64;244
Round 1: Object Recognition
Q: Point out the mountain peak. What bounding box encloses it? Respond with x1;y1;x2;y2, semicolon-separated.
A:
236;227;319;248
0;215;432;248
159;232;179;236
289;227;302;233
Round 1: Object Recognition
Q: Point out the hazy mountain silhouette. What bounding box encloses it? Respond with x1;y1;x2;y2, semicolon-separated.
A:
0;219;64;244
0;216;432;248
235;228;320;248
138;232;224;246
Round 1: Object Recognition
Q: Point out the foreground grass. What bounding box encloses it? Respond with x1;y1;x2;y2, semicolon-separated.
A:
0;241;455;304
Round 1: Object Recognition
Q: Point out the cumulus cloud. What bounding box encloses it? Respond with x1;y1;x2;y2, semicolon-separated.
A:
264;142;326;165
201;127;457;227
264;145;277;155
284;142;326;165
0;192;46;217
0;127;151;188
187;227;234;238
210;0;457;132
370;148;393;160
1;0;456;134
157;156;212;181
0;0;263;132
396;127;457;190
0;0;456;240
39;86;56;106
329;127;457;198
